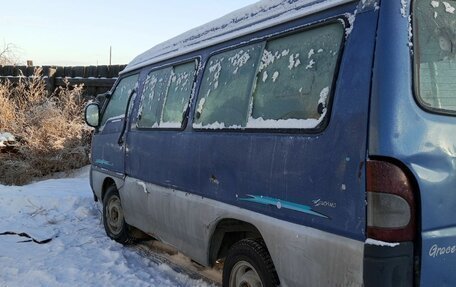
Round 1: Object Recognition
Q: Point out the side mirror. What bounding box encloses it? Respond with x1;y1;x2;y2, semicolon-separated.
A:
85;103;100;128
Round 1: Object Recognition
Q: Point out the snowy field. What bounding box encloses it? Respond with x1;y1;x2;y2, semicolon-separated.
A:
0;167;213;287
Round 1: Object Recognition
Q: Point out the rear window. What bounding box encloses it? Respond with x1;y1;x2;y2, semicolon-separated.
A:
414;0;456;113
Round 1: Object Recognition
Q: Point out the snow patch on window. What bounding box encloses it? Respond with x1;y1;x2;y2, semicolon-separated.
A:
229;50;251;74
443;1;455;13
137;74;159;121
208;61;222;89
159;121;182;128
288;53;301;70
196;97;206;115
374;1;379;11
179;100;189;115
262;71;268;82
401;0;408;17
259;49;276;71
318;87;329;106
307;49;315;59
272;71;279;82
172;71;191;92
306;59;315;70
192;122;242;129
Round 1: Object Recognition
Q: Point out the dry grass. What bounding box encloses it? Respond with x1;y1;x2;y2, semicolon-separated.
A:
0;68;91;185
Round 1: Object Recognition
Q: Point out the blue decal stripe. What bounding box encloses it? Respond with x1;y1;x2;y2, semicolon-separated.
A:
239;195;329;219
95;159;113;166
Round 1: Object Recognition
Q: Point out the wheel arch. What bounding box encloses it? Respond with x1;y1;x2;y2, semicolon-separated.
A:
208;218;267;266
101;177;117;201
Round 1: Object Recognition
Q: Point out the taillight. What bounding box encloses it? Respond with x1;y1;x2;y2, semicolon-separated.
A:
366;160;416;242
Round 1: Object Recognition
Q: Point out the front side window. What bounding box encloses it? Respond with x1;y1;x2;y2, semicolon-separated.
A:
162;62;197;127
138;68;172;128
414;0;456;113
101;74;138;127
137;61;196;128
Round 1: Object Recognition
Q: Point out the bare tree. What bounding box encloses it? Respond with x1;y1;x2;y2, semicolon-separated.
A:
0;42;19;65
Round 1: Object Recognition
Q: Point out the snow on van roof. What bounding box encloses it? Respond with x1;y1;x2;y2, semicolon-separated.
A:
123;0;354;73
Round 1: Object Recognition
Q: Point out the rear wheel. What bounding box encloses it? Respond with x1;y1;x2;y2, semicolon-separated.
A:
102;185;134;244
223;238;279;287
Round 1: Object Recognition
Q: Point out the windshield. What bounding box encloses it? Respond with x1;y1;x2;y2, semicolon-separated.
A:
414;0;456;113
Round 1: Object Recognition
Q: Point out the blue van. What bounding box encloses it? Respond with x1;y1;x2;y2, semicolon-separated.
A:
84;0;456;286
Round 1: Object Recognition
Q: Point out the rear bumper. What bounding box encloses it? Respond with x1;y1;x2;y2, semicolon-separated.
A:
364;241;414;287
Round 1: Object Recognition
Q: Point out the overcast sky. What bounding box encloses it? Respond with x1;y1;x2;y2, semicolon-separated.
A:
1;0;258;66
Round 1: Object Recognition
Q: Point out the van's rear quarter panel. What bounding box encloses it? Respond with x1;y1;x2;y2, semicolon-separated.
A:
369;0;456;285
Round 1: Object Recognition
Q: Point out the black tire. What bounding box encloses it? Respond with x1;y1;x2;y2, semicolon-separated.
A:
223;238;280;287
102;185;134;244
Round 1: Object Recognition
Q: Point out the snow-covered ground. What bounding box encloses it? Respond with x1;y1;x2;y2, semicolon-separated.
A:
0;167;213;287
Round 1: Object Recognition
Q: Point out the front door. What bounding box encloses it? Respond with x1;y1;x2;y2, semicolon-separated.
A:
91;74;139;174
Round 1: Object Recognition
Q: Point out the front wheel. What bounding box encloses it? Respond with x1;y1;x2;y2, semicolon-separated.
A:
223;238;279;287
102;186;134;244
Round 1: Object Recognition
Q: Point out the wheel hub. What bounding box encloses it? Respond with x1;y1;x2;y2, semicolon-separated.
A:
230;261;262;287
107;196;123;235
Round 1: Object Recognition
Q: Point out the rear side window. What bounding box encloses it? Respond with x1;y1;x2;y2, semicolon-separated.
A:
414;0;456;113
194;22;344;130
249;23;344;128
101;74;138;127
137;61;196;128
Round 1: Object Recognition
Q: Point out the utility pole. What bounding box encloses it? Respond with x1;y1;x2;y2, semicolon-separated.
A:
109;45;112;66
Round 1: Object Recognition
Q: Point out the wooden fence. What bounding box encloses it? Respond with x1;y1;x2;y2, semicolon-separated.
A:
0;65;126;96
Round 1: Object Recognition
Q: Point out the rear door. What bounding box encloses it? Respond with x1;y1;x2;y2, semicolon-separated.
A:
91;74;139;174
412;1;456;285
